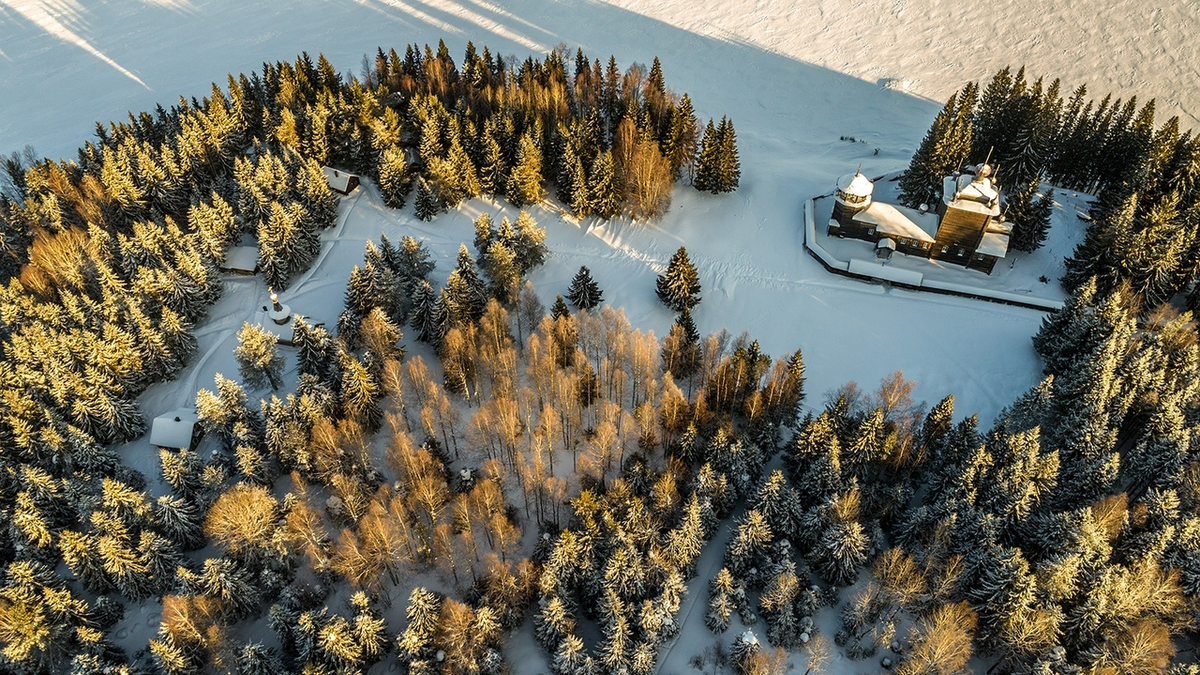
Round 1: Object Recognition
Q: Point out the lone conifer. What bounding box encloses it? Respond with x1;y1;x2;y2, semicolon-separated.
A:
567;266;603;310
656;247;702;312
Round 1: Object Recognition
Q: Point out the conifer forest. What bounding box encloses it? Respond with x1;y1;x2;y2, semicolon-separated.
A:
0;38;1198;675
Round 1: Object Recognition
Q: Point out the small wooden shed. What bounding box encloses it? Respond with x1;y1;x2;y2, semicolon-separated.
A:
150;409;204;451
322;166;360;195
220;245;260;275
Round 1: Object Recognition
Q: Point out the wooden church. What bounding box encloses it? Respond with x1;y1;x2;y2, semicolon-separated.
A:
827;166;1011;274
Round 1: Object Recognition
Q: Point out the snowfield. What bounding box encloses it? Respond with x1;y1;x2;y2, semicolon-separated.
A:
4;1;1198;672
4;0;1164;423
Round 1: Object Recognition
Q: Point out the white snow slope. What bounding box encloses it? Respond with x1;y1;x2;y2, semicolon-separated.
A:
7;0;1186;423
5;1;1198;673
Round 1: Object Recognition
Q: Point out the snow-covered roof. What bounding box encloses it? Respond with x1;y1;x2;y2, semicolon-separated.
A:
852;202;937;242
988;219;1013;235
960;177;999;204
944;173;1000;215
836;172;874;197
222;246;259;273
266;293;291;325
976;230;1010;258
150;409;199;449
322;166;356;193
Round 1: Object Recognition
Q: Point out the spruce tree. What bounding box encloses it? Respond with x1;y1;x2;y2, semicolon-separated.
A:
714;117;741;193
236;642;284;675
483;241;520;305
816;520;868;586
474;212;495;257
446;244;488;323
410;279;440;344
258;201;315;290
479;118;508;197
590;151;622;219
899;92;973;209
693;119;719;193
508;131;546;207
235;322;284;391
511;210;550;275
414;177;441;221
340;352;382;431
551;294;571;319
972;66;1020;165
665;93;699;181
395;235;436;289
705;567;738;633
567;266;603;310
1006;178;1054;253
379;145;411;209
292;316;333;381
760;562;802;649
656;246;701;312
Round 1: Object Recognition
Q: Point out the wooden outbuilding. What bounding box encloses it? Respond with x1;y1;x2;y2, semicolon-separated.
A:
220;245;259;275
150;409;204;451
322;166;359;195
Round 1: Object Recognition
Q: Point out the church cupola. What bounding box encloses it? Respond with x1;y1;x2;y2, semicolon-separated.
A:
833;172;874;223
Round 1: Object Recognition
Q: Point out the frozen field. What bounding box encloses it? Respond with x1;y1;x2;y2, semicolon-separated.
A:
9;0;1182;422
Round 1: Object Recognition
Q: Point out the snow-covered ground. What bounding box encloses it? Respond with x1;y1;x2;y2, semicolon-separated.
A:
6;1;1198;671
5;0;1194;425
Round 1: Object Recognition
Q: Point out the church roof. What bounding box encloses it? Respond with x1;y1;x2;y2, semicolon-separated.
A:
944;173;1000;215
976;230;1011;258
852;201;937;242
836;172;874;197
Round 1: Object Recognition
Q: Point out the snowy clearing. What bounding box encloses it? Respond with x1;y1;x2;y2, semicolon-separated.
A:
5;2;1198;672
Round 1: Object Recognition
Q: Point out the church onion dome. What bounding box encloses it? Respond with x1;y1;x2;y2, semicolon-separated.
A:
835;172;874;205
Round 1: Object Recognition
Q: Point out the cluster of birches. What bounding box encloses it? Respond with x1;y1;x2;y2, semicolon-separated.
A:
0;41;1198;675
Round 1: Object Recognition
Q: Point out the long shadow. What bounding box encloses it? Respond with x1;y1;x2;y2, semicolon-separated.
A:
0;0;940;170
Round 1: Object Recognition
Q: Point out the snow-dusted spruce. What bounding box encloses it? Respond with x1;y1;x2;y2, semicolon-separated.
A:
694;116;742;194
235;322;285;391
1004;177;1054;253
413;176;441;221
474;210;550;305
897;87;974;209
655;246;702;312
566;265;603;310
705;567;739;633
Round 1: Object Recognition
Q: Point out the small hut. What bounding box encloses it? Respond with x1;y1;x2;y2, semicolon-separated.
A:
220;245;259;275
150;409;203;451
322;166;359;195
258;289;318;346
875;237;896;262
